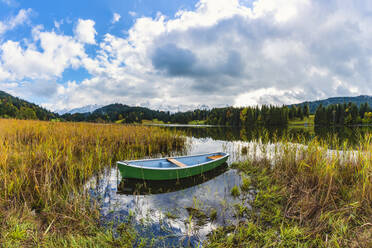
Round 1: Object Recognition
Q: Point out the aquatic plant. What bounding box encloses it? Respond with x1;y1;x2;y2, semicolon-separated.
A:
241;146;248;155
209;209;218;222
206;133;372;247
230;185;240;198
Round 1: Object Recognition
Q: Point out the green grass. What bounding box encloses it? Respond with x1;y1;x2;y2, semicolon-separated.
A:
230;185;240;198
188;120;207;125
289;114;314;126
114;119;125;124
141;119;167;124
1;211;138;247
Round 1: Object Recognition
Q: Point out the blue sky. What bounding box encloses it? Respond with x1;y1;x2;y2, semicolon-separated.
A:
0;0;199;37
0;0;372;111
6;0;197;84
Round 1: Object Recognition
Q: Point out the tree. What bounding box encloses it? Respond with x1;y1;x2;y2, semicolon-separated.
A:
314;104;326;125
303;104;310;117
18;107;37;120
240;108;248;126
297;107;304;120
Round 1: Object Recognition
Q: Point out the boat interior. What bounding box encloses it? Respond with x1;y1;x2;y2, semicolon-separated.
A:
125;152;226;168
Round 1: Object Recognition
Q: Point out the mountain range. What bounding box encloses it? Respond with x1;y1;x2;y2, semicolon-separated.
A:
1;90;372;121
57;103;212;115
60;95;372;115
57;104;103;115
288;95;372;113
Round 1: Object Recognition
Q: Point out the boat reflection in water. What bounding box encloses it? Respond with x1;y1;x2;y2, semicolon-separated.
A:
117;163;229;195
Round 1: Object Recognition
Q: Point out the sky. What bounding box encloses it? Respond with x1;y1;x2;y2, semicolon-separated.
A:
0;0;372;112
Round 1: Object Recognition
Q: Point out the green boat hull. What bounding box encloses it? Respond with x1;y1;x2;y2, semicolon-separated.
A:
117;154;228;180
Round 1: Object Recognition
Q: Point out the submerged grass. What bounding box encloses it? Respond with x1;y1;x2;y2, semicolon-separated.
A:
0;119;186;246
206;134;372;247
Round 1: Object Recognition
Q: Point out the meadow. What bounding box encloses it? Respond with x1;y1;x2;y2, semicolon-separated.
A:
1;119;371;247
0;119;186;247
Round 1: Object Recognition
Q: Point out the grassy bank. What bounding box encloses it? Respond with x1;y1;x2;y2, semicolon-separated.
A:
0;119;186;247
141;119;167;125
188;120;207;125
289;114;315;126
206;136;371;247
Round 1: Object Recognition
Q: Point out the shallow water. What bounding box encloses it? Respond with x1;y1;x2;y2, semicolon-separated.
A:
87;125;369;247
87;133;255;247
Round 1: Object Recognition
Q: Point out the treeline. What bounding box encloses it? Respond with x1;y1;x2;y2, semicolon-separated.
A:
314;102;372;125
61;104;209;124
289;104;309;120
0;90;312;127
0;91;56;120
61;104;172;123
287;95;372;114
206;105;291;126
62;104;295;127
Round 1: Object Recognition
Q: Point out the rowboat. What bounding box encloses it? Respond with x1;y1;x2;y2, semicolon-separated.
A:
116;152;229;180
118;163;229;195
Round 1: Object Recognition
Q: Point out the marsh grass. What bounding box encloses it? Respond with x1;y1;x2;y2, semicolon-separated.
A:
207;134;372;247
230;185;240;198
0;119;186;246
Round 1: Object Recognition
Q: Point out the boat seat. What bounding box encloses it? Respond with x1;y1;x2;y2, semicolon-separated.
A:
207;155;224;160
167;158;187;167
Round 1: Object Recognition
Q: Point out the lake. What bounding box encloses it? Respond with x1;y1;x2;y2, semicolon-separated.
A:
87;125;371;247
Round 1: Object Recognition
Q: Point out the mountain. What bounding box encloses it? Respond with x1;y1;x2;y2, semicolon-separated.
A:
2;88;371;124
159;104;210;113
59;103;209;115
138;102;211;113
58;104;103;115
61;103;172;123
288;95;372;113
60;102;213;124
0;90;56;120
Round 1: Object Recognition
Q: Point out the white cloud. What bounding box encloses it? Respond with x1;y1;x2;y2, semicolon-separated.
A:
74;19;96;44
0;26;86;81
54;20;63;29
262;39;308;64
112;13;121;24
0;62;10;81
0;8;32;35
234;88;305;107
252;0;310;23
2;0;372;111
44;0;372;110
128;11;137;17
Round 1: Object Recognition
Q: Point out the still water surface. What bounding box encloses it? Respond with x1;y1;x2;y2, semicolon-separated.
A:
87;125;369;247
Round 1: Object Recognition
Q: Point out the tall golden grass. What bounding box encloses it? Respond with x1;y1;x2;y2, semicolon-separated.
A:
0;119;186;246
270;135;372;246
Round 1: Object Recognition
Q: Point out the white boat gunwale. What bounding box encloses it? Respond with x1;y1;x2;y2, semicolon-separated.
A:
116;152;229;171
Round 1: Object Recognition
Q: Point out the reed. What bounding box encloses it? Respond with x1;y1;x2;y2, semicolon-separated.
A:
207;133;372;247
0;119;186;246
